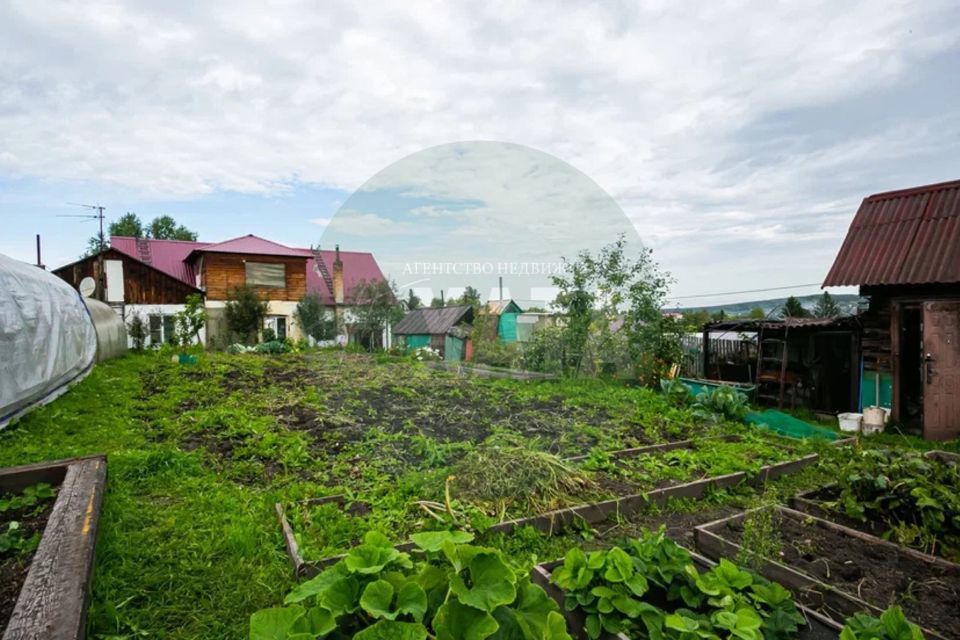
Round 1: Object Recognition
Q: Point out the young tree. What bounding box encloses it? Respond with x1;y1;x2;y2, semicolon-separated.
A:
295;293;336;342
551;234;676;380
225;285;269;344
148;215;198;241
174;294;207;347
127;313;147;351
780;296;809;318
813;291;841;318
351;279;403;350
403;289;422;311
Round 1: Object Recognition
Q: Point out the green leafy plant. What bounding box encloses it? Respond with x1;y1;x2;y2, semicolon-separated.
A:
840;606;925;640
551;528;804;640
692;386;749;421
0;520;40;556
660;378;693;407
249;530;572;639
0;483;55;514
827;448;959;560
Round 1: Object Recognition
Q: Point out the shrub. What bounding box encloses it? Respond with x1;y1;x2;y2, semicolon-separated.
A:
127;313;147;351
225;285;268;345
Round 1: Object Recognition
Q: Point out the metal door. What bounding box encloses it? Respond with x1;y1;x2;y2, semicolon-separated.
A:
922;301;960;440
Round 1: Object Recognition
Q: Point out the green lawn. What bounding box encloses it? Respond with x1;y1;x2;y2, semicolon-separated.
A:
0;350;938;639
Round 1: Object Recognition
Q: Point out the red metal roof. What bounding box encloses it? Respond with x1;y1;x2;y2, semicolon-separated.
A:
823;179;960;286
111;236;208;286
189;234;307;258
304;249;388;304
110;235;385;302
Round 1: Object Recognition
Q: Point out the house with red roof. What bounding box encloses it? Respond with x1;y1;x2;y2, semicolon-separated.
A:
53;234;387;348
824;178;960;440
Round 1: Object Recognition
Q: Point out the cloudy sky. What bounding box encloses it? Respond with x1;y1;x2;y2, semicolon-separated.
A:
2;1;958;306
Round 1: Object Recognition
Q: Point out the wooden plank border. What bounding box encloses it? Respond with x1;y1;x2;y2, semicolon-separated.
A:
693;505;949;640
3;455;107;640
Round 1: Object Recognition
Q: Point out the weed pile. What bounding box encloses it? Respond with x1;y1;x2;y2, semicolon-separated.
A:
451;439;593;517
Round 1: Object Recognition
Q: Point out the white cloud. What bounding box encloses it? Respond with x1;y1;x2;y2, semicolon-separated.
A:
1;0;958;297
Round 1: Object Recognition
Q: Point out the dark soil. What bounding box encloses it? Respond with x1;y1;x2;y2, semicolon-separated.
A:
1;495;57;632
593;504;742;550
722;511;960;638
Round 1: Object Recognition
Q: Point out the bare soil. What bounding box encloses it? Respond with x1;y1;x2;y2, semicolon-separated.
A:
0;497;56;632
723;511;960;638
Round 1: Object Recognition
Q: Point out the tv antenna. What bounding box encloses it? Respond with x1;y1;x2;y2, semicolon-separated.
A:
58;203;107;300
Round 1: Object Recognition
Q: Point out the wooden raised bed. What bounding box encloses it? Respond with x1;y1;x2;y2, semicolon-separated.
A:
278;451;820;578
532;551;842;640
694;506;956;640
1;455;107;640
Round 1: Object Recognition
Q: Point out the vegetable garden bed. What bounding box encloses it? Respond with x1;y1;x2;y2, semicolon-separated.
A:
0;456;106;640
694;505;957;639
532;534;842;639
279;448;822;577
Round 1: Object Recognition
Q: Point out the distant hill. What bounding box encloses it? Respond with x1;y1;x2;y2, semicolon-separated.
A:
669;293;862;318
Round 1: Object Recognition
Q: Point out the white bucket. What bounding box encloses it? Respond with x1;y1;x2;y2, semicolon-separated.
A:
861;422;884;436
863;406;886;429
838;412;863;433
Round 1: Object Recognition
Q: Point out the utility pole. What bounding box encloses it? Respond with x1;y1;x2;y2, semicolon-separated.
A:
60;204;107;300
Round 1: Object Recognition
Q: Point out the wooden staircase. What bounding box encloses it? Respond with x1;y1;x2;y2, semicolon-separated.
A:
312;248;334;294
136;237;152;265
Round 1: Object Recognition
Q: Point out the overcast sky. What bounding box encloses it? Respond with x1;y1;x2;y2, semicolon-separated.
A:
1;1;958;306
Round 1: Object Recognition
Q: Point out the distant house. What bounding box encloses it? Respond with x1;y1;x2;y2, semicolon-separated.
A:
482;300;523;342
393;305;474;361
824;179;960;440
53;235;387;348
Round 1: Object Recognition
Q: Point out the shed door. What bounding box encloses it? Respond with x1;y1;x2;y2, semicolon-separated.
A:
922;301;960;440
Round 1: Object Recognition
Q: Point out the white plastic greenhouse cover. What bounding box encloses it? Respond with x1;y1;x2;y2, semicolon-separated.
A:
0;253;97;429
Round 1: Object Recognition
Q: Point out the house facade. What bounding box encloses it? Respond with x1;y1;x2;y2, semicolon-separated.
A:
53;235;387;348
824;179;960;440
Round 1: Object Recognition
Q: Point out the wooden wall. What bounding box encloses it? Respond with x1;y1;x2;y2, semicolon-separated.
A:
202;253;307;301
53;249;198;304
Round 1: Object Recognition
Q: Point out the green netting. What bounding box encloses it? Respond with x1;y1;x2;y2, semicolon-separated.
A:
745;409;839;441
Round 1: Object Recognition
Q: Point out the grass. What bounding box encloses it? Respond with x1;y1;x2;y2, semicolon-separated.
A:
0;350;940;639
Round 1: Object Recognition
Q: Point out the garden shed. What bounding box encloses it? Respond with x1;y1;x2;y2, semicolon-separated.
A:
393;305;474;360
701;316;860;414
483;300;523;342
824;178;960;440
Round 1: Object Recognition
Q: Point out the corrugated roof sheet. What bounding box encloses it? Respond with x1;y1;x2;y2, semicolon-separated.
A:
824;179;960;286
484;300;523;315
191;234;307;258
111;236;207;286
393;305;473;335
304;249;388;305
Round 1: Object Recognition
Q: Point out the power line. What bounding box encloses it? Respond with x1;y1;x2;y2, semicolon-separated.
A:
670;282;823;301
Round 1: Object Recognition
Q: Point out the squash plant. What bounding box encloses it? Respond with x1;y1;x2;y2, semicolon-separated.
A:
249;530;572;639
551;528;805;639
840;606;925;640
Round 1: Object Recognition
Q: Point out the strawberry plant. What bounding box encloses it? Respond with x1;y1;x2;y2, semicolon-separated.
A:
840;606;925;640
551;528;805;639
249;530;572;639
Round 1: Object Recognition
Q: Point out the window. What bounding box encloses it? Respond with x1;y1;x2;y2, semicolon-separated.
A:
149;315;162;344
148;313;177;345
245;262;285;288
264;316;288;341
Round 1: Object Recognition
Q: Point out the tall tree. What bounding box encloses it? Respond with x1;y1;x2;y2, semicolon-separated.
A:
813;291;841;318
110;212;145;238
148;215;198;241
780;296;810;318
295;293;336;342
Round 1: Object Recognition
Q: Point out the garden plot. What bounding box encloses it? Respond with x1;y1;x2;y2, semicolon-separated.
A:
281;431;821;569
0;456;106;640
694;506;959;639
791;447;960;562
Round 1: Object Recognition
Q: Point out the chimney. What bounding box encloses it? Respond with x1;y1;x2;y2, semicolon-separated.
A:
332;244;344;305
36;234;45;269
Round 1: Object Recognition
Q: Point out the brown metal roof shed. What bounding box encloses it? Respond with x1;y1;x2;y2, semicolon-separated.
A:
823;179;960;287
